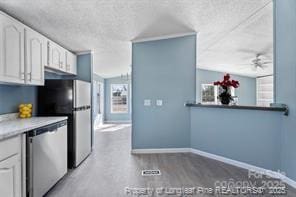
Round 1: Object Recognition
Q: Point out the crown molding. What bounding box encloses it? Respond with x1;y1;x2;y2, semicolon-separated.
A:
132;32;197;43
75;50;93;55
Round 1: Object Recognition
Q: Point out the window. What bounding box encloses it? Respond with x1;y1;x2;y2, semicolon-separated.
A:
256;75;274;107
201;84;235;104
201;84;217;104
111;84;128;113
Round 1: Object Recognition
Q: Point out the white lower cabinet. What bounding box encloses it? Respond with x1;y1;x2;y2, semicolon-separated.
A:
0;154;21;197
0;135;22;197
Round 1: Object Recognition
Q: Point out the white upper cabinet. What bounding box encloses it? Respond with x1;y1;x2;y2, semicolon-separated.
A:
66;51;77;75
48;41;66;71
0;11;77;85
25;28;46;85
48;41;77;75
0;13;25;84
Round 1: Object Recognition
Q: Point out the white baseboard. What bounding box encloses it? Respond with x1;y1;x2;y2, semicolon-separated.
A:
131;147;296;189
131;148;191;154
279;174;296;189
104;121;131;124
190;148;281;179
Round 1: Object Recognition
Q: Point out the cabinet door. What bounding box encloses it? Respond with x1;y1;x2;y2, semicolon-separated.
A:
25;28;46;85
0;154;21;197
48;41;62;70
59;47;67;72
0;14;25;84
66;51;77;75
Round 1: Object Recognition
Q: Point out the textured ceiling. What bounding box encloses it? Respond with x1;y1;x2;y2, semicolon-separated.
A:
0;0;272;78
199;2;273;77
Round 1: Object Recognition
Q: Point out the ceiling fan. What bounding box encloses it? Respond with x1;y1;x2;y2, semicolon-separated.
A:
238;45;273;71
249;54;272;70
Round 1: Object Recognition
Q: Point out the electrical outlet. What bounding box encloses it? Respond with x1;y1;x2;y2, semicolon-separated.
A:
144;99;151;106
156;100;163;106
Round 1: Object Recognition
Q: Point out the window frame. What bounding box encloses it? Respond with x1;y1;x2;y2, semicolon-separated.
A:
110;83;129;114
201;84;218;104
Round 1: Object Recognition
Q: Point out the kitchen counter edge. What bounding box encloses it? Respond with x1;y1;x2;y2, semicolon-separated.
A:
0;116;68;141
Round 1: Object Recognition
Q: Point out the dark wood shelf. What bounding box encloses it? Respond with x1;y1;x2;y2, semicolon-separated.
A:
185;103;289;116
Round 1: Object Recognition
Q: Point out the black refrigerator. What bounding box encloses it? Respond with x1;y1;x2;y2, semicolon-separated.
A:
38;80;92;168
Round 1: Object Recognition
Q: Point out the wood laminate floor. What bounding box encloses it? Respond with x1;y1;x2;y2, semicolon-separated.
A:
46;125;296;197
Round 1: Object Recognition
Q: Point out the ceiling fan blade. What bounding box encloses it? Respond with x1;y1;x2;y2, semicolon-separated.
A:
262;61;273;64
256;63;270;70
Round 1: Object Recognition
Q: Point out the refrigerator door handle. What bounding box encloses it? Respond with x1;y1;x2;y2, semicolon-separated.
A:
74;80;77;108
73;105;91;111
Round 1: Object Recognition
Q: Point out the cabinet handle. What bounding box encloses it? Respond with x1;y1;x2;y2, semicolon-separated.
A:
27;72;32;82
20;72;25;80
66;64;70;71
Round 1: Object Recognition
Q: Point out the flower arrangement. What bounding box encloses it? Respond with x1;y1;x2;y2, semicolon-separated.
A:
214;74;240;105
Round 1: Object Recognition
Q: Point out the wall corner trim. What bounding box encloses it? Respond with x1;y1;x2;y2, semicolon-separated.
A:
130;148;296;189
131;32;198;43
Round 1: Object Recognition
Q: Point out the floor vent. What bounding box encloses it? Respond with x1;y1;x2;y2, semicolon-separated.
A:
141;170;161;176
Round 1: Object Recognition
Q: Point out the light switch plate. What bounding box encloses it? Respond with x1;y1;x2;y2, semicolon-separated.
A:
156;100;163;106
144;99;151;106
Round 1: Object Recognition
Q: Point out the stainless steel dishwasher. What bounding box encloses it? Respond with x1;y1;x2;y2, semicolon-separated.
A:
27;120;68;197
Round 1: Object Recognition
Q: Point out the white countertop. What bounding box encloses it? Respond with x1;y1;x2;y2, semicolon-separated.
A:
0;116;68;141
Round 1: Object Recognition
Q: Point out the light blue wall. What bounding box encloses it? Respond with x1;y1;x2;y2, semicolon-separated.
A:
132;35;196;149
0;85;37;115
190;108;282;170
196;69;256;105
275;0;296;181
76;54;92;82
104;76;131;122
